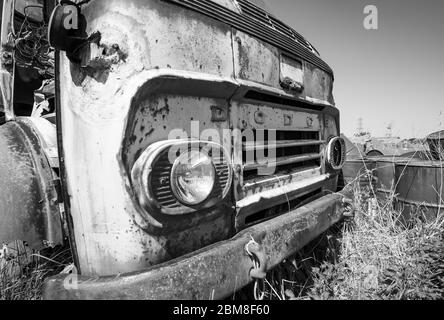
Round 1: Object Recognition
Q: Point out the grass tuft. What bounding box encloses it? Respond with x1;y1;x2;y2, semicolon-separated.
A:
0;243;72;300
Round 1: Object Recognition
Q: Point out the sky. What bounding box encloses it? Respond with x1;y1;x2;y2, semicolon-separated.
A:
266;0;444;138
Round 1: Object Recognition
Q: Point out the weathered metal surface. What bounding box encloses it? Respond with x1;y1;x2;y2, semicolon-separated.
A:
57;0;238;276
364;137;425;157
427;130;444;160
237;103;322;132
163;0;333;75
342;157;376;189
43;191;350;300
232;29;334;105
395;160;444;223
21;117;59;168
233;29;280;86
55;0;339;278
0;0;15;121
0;120;62;249
373;156;397;198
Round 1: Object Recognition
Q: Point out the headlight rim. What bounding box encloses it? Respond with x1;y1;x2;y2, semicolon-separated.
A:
326;136;346;171
131;139;233;216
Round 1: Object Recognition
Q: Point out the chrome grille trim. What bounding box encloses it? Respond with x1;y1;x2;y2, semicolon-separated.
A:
243;139;325;152
243;153;322;171
241;130;323;183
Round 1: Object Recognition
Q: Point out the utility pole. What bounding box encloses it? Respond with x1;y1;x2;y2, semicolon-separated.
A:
355;117;364;136
386;122;393;138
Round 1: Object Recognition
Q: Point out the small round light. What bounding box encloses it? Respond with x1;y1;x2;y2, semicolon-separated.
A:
327;137;346;170
170;151;216;206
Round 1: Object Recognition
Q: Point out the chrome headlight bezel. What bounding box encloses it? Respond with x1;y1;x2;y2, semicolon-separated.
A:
326;136;346;171
131;140;233;216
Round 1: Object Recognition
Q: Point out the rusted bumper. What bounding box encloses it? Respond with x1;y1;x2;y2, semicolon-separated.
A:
43;191;352;300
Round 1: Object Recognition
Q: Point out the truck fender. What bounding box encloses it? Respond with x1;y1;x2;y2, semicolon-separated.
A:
0;119;63;250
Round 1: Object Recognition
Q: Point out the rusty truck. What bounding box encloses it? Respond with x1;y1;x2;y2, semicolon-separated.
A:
0;0;351;299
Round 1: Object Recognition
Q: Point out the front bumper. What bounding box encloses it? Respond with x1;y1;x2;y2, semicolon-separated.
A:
43;190;352;300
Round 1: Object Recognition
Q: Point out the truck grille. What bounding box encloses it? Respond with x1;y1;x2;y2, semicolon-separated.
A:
163;0;333;75
242;130;323;183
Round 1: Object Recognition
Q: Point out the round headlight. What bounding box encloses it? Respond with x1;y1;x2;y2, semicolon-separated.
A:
170;151;216;206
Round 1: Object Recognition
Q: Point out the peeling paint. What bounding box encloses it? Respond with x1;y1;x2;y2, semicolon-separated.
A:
53;0;339;279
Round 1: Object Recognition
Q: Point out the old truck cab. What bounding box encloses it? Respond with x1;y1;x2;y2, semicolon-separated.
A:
1;0;350;299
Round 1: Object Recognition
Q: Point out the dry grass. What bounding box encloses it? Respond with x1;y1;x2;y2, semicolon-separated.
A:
0;244;72;300
305;188;444;300
237;159;444;300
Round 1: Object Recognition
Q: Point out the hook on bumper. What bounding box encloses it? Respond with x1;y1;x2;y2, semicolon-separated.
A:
341;196;355;218
245;239;268;279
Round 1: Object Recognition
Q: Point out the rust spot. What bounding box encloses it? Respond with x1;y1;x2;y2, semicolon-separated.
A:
147;98;170;118
129;135;137;144
236;37;250;78
144;128;154;137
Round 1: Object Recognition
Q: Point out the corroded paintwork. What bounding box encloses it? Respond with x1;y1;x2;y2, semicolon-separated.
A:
54;0;342;281
43;190;352;300
342;157;376;189
395;160;444;223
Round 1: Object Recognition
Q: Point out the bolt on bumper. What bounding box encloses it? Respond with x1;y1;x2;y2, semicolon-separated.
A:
43;190;353;300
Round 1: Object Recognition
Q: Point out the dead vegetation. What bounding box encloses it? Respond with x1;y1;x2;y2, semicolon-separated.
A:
305;188;444;300
234;169;444;300
0;244;71;300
